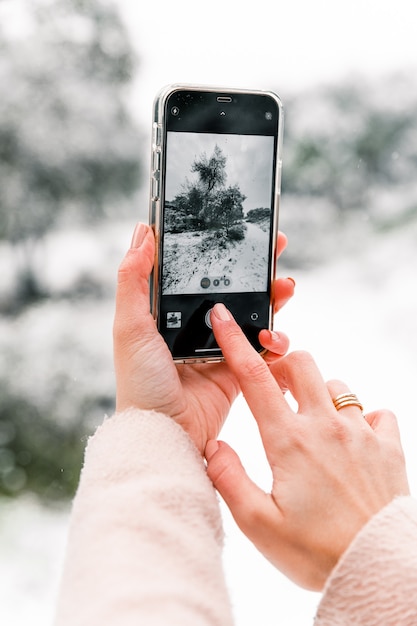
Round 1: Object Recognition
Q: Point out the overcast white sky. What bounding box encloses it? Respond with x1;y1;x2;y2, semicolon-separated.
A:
119;0;417;130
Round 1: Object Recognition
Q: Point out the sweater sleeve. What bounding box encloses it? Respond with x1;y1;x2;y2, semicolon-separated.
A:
315;496;417;626
53;409;234;626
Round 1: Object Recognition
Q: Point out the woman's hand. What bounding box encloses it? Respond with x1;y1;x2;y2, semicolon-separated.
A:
113;223;294;455
206;304;410;590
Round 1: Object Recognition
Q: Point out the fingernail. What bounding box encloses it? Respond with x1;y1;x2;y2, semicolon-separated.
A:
130;223;148;249
287;277;296;287
205;440;219;460
213;303;232;321
269;330;281;342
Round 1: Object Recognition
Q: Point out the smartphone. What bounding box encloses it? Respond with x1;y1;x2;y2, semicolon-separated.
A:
149;84;283;363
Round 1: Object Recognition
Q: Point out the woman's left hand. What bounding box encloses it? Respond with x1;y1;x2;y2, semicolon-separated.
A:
113;222;294;454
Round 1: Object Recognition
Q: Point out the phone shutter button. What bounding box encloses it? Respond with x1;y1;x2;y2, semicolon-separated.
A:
205;309;213;329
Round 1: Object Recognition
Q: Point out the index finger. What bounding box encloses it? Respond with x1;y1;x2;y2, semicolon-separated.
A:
210;303;292;440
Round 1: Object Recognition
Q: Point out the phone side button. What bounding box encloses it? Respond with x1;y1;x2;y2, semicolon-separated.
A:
153;124;162;147
151;177;159;200
152;150;160;172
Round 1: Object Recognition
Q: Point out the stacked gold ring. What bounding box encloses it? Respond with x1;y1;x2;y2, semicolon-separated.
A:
332;393;364;412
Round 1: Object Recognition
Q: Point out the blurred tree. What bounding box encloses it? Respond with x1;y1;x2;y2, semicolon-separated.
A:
0;0;141;302
282;82;416;215
354;110;412;181
0;383;86;501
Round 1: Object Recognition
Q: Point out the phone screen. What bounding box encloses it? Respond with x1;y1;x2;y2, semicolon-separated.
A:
152;88;282;362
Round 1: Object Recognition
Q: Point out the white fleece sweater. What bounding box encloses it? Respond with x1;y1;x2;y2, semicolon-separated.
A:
54;409;417;625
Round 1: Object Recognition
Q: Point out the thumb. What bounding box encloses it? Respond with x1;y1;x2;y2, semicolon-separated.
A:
116;223;154;304
113;223;158;378
114;223;155;338
205;441;275;534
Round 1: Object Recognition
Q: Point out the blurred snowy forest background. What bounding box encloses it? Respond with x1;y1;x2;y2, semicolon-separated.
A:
1;0;417;625
0;0;141;502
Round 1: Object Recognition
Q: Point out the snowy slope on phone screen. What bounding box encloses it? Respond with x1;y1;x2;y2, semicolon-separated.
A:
162;132;274;295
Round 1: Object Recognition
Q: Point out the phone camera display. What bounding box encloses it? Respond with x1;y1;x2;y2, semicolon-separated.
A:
162;132;274;296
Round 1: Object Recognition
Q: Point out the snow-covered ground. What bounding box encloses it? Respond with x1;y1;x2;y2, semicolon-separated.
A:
163;221;269;294
0;496;69;626
1;217;417;626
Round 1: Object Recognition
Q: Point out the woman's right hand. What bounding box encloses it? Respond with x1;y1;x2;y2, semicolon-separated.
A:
206;303;410;591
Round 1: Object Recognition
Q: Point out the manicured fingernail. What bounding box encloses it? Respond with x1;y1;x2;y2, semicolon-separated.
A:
130;223;148;249
287;277;296;287
269;330;281;342
205;440;219;460
213;303;232;321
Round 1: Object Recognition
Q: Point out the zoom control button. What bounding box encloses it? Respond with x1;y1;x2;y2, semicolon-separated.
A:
200;275;232;289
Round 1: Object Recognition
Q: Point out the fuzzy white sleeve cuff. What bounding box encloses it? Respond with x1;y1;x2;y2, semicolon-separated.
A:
54;409;233;626
316;496;417;625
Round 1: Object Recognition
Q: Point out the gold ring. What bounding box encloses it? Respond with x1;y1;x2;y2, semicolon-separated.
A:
332;393;364;413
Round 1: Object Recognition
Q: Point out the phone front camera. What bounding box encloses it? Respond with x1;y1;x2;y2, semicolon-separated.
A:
265;111;273;120
171;106;180;116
